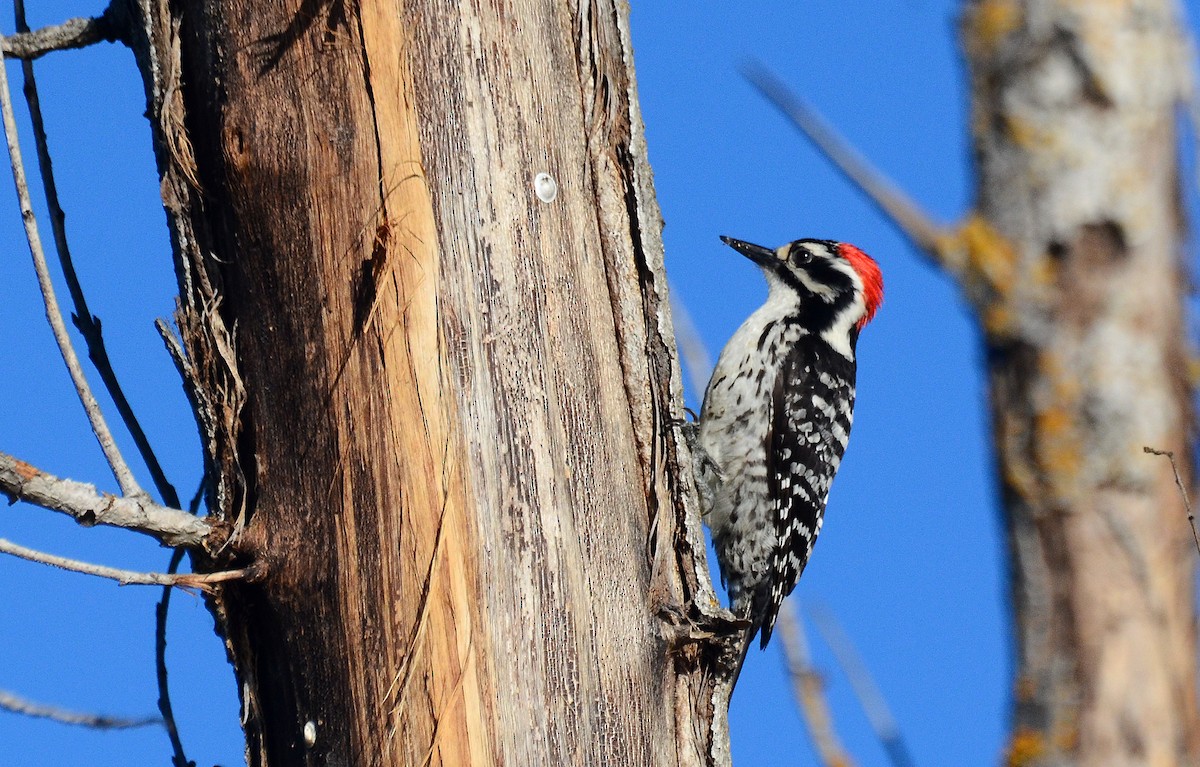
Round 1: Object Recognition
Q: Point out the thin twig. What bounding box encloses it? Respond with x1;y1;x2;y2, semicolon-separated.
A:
1;10;123;61
0;33;141;497
670;289;714;403
0;451;209;547
1143;446;1200;556
808;603;917;767
0;537;248;591
740;62;953;269
155;478;205;767
778;600;856;767
0;689;160;729
156;548;192;767
14;0;180;510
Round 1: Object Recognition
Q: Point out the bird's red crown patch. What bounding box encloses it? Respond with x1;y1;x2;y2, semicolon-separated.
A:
837;243;883;330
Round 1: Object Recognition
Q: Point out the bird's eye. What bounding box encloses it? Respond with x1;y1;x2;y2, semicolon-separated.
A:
791;245;813;265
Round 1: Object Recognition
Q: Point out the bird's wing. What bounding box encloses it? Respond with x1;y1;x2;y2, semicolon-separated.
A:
760;339;853;647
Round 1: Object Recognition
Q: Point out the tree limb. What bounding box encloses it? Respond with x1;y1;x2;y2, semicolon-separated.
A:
778;600;856;767
0;451;210;547
669;290;714;403
155;548;193;766
157;477;205;767
0;32;141;497
808;603;916;767
1;5;126;61
740;62;962;277
0;689;159;729
0;537;247;591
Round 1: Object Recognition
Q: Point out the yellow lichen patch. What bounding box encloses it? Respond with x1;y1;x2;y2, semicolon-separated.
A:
1032;353;1083;495
1188;356;1200;388
982;302;1017;337
932;228;963;266
1053;721;1080;752
1029;256;1056;289
1003;114;1052;151
964;0;1022;59
997;417;1041;505
1032;410;1080;489
954;214;1019;297
1035;402;1073;436
1035;406;1080;473
1006;728;1046;767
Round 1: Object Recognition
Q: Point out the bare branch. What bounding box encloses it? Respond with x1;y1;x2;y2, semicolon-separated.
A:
778;600;856;767
740;62;959;275
808;603;917;767
0;451;210;547
0;537;247;591
0;34;141;497
0;689;159;729
157;477;205;767
13;0;180;510
1143;446;1200;556
670;288;714;402
1;12;123;61
156;548;192;767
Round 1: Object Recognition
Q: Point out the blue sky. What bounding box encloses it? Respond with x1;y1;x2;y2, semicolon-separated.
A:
0;2;1195;766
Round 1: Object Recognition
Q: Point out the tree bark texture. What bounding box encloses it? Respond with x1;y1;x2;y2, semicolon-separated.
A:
124;1;730;765
958;1;1199;763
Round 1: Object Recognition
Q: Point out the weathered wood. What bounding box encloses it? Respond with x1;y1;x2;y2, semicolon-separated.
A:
125;0;727;765
960;1;1199;762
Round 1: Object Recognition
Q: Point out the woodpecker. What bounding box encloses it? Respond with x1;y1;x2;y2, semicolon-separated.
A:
695;235;883;659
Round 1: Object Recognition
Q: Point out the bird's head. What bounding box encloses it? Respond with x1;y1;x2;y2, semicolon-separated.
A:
720;235;883;333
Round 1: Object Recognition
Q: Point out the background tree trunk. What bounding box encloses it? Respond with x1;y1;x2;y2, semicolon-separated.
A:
122;1;729;765
959;1;1199;762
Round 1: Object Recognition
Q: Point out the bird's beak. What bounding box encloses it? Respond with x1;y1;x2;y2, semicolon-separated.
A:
720;236;778;270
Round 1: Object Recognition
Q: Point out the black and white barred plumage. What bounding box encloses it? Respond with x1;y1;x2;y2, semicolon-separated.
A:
696;235;883;656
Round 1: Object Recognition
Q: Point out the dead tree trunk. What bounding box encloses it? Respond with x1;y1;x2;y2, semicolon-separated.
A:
120;1;729;765
960;1;1199;763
